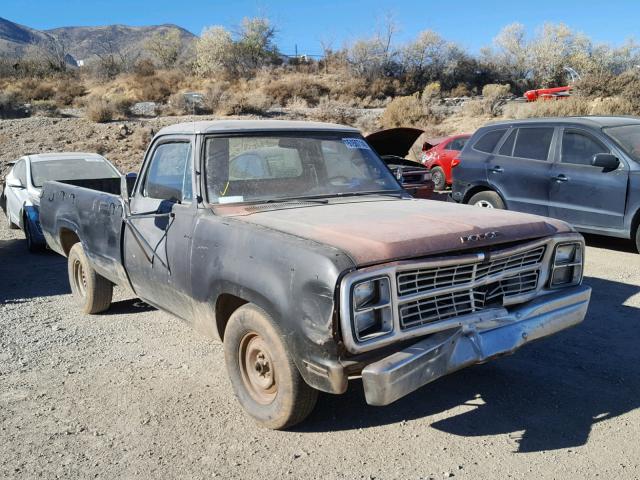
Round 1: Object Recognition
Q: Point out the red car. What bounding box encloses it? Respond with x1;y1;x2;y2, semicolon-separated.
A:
421;133;471;190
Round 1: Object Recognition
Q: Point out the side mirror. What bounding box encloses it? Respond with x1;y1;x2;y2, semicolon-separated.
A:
7;177;24;189
592;153;619;171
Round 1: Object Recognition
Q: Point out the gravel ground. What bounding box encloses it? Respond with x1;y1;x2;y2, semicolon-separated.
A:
1;218;639;479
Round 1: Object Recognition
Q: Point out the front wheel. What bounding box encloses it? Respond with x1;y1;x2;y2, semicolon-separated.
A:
468;191;505;210
24;217;43;253
67;243;113;314
223;304;318;430
430;166;447;191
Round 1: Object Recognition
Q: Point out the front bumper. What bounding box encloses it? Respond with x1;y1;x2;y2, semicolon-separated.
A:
361;284;591;406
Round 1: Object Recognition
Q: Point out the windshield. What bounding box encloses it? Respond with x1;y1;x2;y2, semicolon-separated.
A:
204;133;401;204
603;125;640;163
30;157;120;188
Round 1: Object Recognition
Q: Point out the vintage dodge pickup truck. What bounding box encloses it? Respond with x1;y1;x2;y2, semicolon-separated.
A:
40;120;591;429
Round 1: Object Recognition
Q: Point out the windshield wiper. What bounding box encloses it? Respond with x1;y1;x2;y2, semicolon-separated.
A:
253;197;329;205
329;190;406;199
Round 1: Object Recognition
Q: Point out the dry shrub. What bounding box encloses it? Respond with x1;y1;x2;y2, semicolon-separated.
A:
310;97;357;125
503;96;591;119
368;78;399;100
0;91;26;118
54;79;86;106
589;96;634;115
31;100;59;117
204;82;231;113
575;71;640;113
7;78;55;102
166;92;190;115
449;83;471;97
134;70;182;103
335;77;369;100
263;74;329;107
132;126;154;151
85;94;133;123
286;96;309;109
133;59;156;78
463;83;511;117
381;94;430;128
218;90;272;115
422;82;441;102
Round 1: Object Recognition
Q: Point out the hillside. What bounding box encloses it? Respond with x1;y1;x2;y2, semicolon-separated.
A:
0;16;195;61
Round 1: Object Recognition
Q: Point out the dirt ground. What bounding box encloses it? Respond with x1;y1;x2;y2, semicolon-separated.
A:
1;216;639;479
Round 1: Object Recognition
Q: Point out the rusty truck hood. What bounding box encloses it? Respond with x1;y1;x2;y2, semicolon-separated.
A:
223;199;573;266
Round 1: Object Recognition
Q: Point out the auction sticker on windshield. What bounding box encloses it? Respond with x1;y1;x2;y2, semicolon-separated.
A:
342;138;371;150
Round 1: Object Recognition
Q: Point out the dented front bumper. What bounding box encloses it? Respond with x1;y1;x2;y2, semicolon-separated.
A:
361;284;591;406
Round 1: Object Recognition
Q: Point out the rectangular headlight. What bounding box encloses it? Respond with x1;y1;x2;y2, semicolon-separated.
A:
550;242;583;288
352;277;393;342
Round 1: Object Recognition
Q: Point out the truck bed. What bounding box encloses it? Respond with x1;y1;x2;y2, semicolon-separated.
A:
40;178;130;287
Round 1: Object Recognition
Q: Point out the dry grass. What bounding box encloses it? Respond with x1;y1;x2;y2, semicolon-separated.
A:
380;94;437;128
262;73;330;107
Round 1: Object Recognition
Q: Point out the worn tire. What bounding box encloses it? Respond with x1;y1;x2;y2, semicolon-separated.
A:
430;166;447;191
468;190;505;210
223;304;318;430
67;243;113;314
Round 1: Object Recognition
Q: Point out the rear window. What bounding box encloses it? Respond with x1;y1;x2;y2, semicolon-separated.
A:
512;127;554;161
473;129;507;153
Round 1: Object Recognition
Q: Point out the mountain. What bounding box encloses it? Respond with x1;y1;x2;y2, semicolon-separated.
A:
0;17;196;62
0;17;52;56
45;24;195;61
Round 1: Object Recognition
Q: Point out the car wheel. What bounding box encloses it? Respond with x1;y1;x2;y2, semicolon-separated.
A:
430;167;446;191
67;243;113;314
468;191;505;209
635;225;640;254
224;304;318;430
24;217;43;253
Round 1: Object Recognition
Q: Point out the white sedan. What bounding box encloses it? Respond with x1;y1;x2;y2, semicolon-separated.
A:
1;153;121;252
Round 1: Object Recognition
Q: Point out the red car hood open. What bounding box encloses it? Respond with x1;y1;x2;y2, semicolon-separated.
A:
224;199;573;267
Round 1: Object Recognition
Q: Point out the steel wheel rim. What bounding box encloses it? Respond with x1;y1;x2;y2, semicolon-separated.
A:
238;332;277;405
475;200;494;208
432;170;444;188
73;259;87;297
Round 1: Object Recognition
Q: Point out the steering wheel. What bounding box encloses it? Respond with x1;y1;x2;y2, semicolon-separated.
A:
328;175;350;184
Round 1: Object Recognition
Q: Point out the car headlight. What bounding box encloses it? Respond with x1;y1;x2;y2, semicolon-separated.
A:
550;242;583;287
352;277;393;342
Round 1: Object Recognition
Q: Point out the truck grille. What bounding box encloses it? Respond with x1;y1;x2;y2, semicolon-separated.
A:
397;246;545;297
396;246;545;330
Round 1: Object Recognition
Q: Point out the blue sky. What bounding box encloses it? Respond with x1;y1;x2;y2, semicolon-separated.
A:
2;0;639;56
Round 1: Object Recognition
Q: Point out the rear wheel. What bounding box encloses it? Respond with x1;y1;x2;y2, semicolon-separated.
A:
223;304;318;430
430;166;446;191
67;243;113;314
468;191;505;210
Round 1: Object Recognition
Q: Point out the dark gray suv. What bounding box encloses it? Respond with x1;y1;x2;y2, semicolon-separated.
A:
451;116;640;252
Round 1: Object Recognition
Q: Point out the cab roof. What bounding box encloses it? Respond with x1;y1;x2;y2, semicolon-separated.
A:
156;119;360;136
486;115;640;129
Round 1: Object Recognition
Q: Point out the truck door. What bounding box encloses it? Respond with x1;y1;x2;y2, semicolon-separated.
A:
6;159;28;226
486;126;556;217
124;137;197;319
549;128;628;230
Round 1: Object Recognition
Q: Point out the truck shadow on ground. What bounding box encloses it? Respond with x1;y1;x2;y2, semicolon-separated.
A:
0;238;70;303
583;233;637;253
301;276;640;453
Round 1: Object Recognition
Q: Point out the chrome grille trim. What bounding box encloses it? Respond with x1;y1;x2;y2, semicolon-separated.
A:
338;234;585;355
397;245;545;297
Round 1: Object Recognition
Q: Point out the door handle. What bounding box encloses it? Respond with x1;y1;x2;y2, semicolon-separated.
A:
553;174;569;183
490;166;504;173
